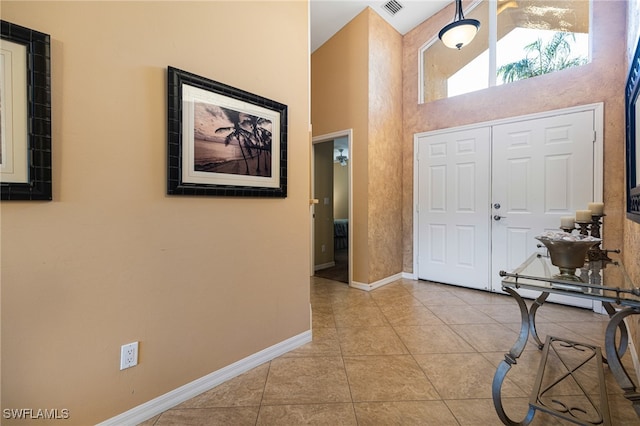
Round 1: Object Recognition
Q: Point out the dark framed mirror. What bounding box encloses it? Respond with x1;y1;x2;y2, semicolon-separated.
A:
626;36;640;223
0;21;52;200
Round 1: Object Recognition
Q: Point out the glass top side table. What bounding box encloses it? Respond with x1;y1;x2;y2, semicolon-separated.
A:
492;253;640;425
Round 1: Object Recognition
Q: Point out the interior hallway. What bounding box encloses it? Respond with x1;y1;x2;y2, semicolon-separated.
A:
139;276;639;425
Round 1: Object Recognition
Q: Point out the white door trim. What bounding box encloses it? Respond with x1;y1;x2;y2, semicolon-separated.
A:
413;103;604;286
312;129;353;285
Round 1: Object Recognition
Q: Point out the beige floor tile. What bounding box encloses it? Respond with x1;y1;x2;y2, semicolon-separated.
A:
403;280;455;293
311;310;336;329
553;319;609;344
400;279;446;293
369;284;420;304
354;400;459;425
412;290;469;306
283;326;341;357
449;288;515;305
175;363;269;408
146;277;640;426
343;355;440;402
336;326;409;356
368;281;411;298
310;293;333;309
380;304;445;326
472;302;526;323
153;407;259;425
445;398;515;425
333;306;388;328
329;290;376;309
449;323;520;352
415;352;528;400
393;324;476;354
262;356;351;405
256;403;357;425
533;303;610;323
607;392;640;424
522;321;602;348
428;305;499;325
371;291;423;308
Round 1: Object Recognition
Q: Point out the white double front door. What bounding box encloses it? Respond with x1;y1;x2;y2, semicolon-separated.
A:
415;105;602;307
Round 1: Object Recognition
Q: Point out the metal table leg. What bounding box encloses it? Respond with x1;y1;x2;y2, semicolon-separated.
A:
528;291;549;349
604;307;640;418
492;287;536;425
602;302;628;358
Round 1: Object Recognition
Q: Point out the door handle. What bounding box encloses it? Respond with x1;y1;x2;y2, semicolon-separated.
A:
493;203;501;209
493;215;506;221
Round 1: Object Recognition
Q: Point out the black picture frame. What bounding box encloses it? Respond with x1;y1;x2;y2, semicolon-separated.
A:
0;21;52;201
626;36;640;223
167;66;287;197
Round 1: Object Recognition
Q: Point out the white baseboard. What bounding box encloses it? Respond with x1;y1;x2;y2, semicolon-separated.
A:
96;330;312;426
350;273;403;291
402;271;417;280
314;261;335;271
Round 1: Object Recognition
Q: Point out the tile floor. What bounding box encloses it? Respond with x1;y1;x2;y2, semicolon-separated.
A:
140;277;640;425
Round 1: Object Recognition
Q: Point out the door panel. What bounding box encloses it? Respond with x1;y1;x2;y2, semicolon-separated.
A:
491;111;595;308
417;128;491;290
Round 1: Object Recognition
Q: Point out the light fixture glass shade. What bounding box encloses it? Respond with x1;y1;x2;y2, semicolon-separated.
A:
439;19;480;49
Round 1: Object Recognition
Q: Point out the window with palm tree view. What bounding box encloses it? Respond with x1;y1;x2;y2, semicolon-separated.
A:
421;0;590;102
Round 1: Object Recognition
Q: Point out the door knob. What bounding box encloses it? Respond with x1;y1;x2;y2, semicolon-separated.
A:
493;215;506;221
493;203;501;209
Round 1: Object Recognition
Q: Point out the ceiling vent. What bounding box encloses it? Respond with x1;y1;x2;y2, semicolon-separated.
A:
382;0;404;16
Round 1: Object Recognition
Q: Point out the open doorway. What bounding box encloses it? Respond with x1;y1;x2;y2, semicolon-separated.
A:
312;130;352;284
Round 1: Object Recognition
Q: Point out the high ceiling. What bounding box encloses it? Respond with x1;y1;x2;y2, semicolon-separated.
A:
310;0;451;52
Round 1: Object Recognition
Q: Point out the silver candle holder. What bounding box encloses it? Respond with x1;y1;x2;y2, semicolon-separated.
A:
557;212;620;263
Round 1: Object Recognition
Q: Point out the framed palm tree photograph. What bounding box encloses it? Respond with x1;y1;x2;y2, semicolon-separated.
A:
167;66;287;197
0;21;52;201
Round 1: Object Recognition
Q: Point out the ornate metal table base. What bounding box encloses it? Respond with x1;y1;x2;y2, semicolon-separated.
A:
531;336;609;425
492;287;640;425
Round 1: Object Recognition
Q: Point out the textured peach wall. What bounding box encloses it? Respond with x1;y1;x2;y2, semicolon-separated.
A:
312;8;403;284
402;0;628;273
625;0;640;375
366;11;404;283
311;10;370;283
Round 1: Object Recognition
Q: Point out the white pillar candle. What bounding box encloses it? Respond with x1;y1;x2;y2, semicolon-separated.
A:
576;210;593;221
587;202;604;215
560;216;575;228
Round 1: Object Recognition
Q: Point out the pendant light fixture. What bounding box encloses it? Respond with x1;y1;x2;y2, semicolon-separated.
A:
336;149;348;166
438;0;480;50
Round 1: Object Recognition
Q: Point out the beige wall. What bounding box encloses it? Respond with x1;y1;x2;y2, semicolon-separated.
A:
0;2;310;425
311;8;403;284
402;0;628;273
312;11;370;283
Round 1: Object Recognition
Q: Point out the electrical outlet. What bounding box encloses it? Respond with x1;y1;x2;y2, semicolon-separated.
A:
321;244;326;253
120;342;138;370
